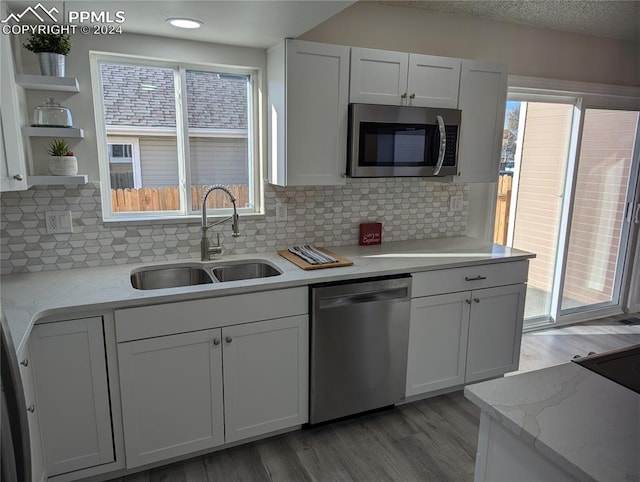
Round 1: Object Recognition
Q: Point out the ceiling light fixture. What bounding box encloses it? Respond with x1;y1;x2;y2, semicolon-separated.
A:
166;18;203;29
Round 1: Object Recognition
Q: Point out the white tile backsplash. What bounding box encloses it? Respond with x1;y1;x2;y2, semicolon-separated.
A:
1;178;467;274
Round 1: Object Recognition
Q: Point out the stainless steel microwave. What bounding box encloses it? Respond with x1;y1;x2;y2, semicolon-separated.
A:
347;103;462;178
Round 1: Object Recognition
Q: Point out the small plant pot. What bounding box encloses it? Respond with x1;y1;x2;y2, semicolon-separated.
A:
38;52;66;77
49;156;78;175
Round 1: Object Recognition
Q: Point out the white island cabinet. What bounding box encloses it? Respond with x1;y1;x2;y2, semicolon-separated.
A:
406;261;527;397
115;287;309;468
267;39;350;186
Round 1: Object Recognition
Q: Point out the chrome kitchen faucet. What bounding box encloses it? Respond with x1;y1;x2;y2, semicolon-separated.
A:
201;185;240;261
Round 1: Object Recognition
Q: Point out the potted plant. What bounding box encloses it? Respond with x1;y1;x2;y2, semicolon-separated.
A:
47;138;77;175
23;33;71;77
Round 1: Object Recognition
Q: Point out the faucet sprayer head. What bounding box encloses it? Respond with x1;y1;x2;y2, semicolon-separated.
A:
232;212;240;238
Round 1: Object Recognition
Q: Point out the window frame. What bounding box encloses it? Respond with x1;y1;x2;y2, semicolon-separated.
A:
90;52;260;222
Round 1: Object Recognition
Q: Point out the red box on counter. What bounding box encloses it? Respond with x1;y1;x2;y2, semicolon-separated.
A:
359;222;382;246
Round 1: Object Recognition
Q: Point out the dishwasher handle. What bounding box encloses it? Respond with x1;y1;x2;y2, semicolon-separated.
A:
317;287;409;310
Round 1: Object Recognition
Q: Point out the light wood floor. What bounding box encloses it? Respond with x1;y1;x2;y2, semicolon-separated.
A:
109;313;640;482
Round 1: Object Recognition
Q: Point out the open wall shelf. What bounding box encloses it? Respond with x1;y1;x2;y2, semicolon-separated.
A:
22;126;84;138
15;74;80;92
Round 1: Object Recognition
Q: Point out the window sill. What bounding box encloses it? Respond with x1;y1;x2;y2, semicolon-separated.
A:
101;212;265;226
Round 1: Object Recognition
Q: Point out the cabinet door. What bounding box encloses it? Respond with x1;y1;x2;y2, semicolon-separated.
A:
18;344;45;482
406;292;470;396
466;284;526;383
0;31;28;191
456;60;508;183
284;39;349;185
118;329;224;468
407;54;461;108
30;317;114;476
350;47;409;105
222;315;308;443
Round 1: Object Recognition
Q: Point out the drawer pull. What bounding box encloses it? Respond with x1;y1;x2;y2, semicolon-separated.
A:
212;338;220;346
474;298;480;303
20;358;28;367
27;404;35;413
465;275;487;281
225;336;233;344
465;299;471;305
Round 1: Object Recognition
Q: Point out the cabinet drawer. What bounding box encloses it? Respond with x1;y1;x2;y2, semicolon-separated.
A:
115;287;308;342
412;261;528;298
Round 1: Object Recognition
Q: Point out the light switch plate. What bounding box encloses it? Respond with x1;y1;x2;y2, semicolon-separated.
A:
275;202;287;222
449;195;463;212
45;211;73;234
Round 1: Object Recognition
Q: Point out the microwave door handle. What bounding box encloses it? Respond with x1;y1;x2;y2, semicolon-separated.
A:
433;115;446;176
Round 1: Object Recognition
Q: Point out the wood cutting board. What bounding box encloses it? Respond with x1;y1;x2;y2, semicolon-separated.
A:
278;247;353;270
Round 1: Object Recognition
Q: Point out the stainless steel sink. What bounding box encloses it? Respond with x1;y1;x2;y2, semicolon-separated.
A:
211;261;282;282
131;265;214;290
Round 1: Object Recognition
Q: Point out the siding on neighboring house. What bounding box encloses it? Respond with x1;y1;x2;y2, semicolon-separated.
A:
562;110;638;307
189;137;248;186
129;137;248;188
138;137;179;187
512;103;572;297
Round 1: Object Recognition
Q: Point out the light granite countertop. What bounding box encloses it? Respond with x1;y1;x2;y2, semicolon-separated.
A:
1;236;533;353
465;362;640;482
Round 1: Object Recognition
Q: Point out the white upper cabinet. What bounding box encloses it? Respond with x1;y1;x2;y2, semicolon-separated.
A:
268;39;350;186
1;31;28;192
350;48;461;108
349;48;408;105
456;60;508;183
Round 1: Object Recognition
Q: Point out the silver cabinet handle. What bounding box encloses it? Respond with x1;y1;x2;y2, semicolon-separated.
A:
401;92;407;99
474;298;480;303
433;115;447;176
465;299;471;305
13;174;24;181
409;93;415;99
465;275;487;281
20;358;28;367
27;404;35;413
225;336;233;344
212;338;220;346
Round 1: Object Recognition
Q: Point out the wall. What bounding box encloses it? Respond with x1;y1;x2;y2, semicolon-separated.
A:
300;2;639;87
0;180;466;274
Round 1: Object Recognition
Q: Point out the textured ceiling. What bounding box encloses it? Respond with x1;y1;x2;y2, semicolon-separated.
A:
378;1;639;41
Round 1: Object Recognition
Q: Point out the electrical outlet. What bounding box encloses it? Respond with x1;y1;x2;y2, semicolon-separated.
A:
449;195;463;212
45;211;73;234
275;202;288;222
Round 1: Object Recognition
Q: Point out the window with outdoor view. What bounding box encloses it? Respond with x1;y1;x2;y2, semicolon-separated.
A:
92;56;256;220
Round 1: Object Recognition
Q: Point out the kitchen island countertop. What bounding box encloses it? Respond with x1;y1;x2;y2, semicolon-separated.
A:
465;361;640;482
1;235;534;353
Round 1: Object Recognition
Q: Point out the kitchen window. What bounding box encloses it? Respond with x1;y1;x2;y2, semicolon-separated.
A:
90;54;258;221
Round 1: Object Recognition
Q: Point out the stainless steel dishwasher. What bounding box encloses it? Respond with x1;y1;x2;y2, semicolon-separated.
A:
310;275;412;424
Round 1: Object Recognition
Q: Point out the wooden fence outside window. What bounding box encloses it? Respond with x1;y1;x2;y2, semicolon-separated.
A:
493;174;513;245
111;185;250;212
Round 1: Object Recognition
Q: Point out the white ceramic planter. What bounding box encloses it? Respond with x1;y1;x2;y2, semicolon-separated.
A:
48;156;78;175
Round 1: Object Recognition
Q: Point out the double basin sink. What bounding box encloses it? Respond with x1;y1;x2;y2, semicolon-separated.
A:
131;260;282;290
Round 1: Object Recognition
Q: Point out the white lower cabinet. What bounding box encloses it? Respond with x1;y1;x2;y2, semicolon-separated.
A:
18;343;45;482
465;284;526;383
118;329;225;467
223;316;308;443
406;291;471;396
118;314;309;469
29;317;115;477
407;262;527;397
